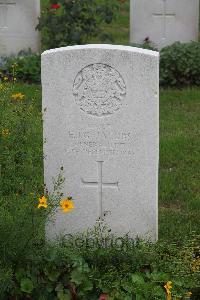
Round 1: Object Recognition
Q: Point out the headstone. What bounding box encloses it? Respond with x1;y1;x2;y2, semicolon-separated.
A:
0;0;40;56
42;44;159;241
130;0;199;49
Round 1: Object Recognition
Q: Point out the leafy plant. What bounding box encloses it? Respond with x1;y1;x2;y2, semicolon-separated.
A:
0;51;41;83
0;223;199;299
36;0;120;50
160;42;200;87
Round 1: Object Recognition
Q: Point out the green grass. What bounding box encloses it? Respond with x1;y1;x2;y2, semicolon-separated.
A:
159;89;200;240
0;84;43;197
0;84;200;242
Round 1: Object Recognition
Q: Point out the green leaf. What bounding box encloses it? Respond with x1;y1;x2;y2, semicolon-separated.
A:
121;280;133;293
20;277;34;294
44;267;61;282
153;286;166;297
131;273;145;285
136;295;144;300
71;270;85;285
55;283;64;292
81;279;93;291
57;290;71;300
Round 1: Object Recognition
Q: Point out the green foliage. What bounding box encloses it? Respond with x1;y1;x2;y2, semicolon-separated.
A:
2;41;200;88
0;51;41;83
37;0;120;50
0;83;45;268
160;42;200;87
0;80;200;298
20;278;34;293
0;222;199;299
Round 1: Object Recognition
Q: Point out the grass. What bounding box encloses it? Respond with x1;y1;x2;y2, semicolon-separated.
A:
0;84;200;242
0;84;43;197
159;89;200;240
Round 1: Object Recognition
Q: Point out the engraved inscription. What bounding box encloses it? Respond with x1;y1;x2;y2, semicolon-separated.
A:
73;64;126;117
66;126;134;156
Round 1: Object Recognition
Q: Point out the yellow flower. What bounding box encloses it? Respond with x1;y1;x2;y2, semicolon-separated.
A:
191;257;200;272
60;198;74;213
11;92;25;101
164;281;172;300
2;128;10;137
38;196;48;209
3;76;8;81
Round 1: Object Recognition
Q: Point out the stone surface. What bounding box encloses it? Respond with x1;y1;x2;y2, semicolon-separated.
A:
130;0;199;49
42;44;159;241
0;0;40;56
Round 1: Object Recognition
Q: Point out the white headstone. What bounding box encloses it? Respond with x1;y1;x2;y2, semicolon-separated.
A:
130;0;199;49
0;0;40;56
42;44;159;241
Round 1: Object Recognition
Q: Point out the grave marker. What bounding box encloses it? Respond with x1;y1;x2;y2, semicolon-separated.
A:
0;0;40;56
130;0;199;49
42;44;159;241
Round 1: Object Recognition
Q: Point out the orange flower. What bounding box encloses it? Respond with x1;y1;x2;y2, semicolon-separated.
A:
164;281;172;300
2;128;10;137
11;92;25;101
60;198;74;213
38;196;48;209
186;291;192;297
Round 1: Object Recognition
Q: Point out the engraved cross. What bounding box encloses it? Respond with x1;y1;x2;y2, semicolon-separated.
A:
81;161;119;219
0;0;16;29
153;0;175;39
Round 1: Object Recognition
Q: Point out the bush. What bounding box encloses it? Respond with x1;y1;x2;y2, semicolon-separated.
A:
1;42;200;87
37;0;120;50
0;51;41;83
160;42;200;87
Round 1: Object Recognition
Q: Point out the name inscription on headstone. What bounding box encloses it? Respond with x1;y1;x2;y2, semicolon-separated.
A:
66;127;134;156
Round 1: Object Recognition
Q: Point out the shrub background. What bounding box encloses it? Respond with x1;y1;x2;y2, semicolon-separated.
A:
37;0;120;50
160;42;200;87
1;42;200;88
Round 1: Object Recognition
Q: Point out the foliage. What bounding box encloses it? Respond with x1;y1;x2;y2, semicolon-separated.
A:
0;80;200;298
37;0;120;50
0;221;199;299
0;83;46;272
0;51;41;84
1;41;200;87
160;42;200;87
